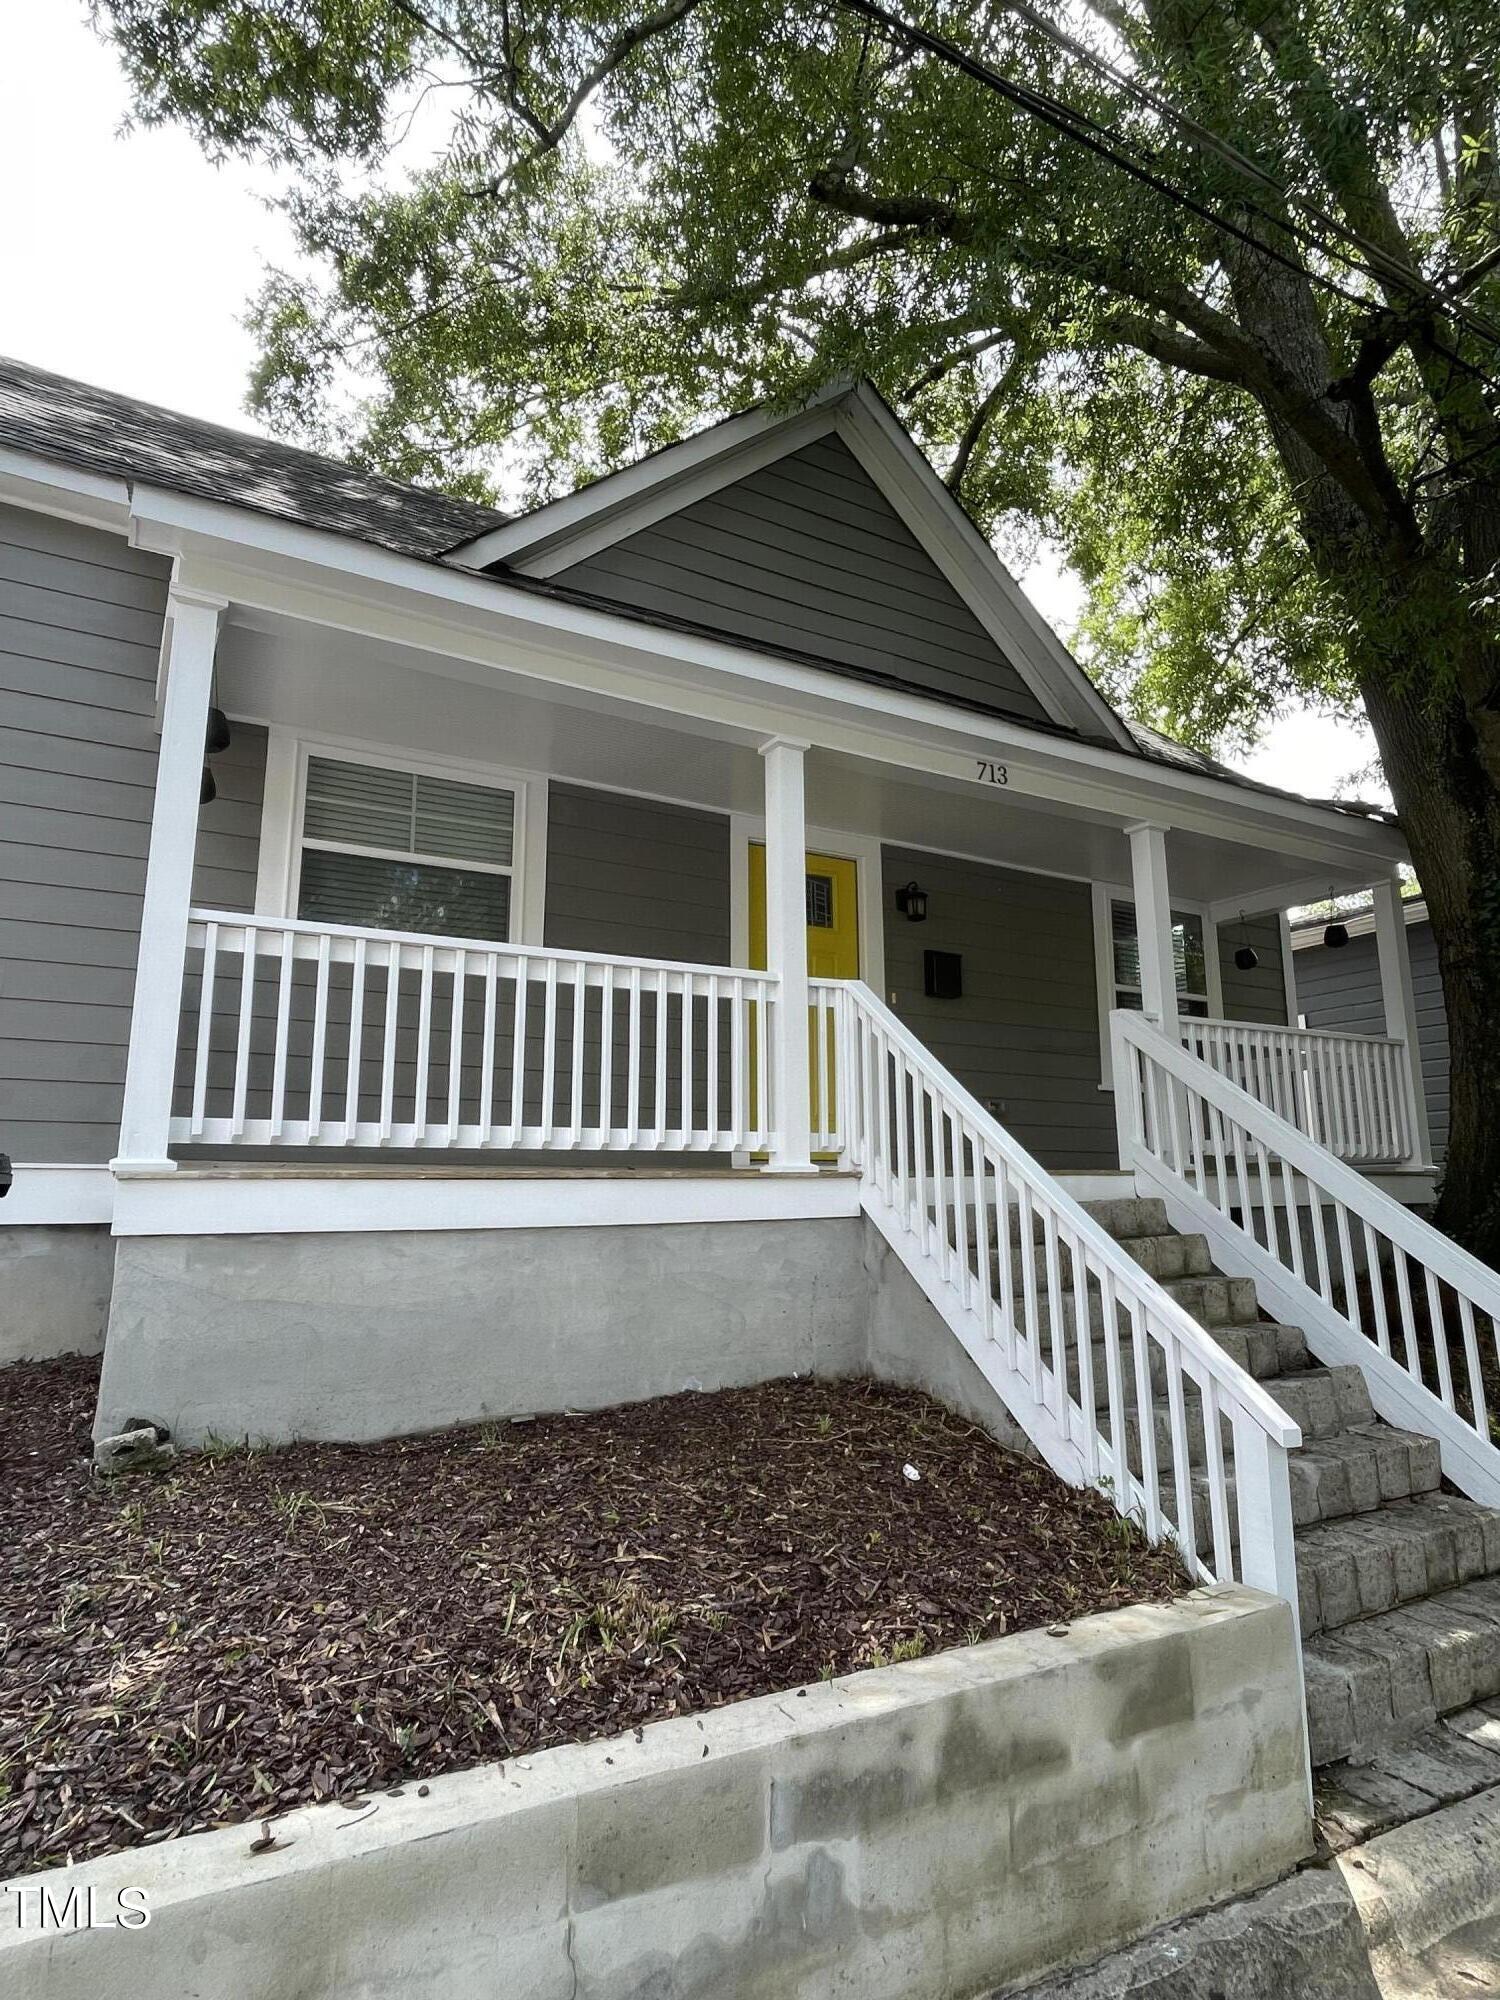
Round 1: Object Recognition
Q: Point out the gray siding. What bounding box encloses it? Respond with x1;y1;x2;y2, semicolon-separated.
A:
882;849;1116;1173
1218;915;1289;1025
0;503;170;1162
194;722;266;913
1295;919;1450;1162
560;436;1051;726
544;782;730;964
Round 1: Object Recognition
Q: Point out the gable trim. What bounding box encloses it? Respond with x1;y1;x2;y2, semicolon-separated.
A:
446;391;847;576
831;389;1136;749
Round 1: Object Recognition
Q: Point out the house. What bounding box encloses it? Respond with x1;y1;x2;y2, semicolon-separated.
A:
1291;896;1450;1166
6;353;1500;1781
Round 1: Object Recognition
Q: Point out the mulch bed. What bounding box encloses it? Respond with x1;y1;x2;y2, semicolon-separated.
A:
1;1357;1183;1876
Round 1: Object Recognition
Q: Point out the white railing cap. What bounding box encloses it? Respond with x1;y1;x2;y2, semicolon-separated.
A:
187;909;778;987
1183;1015;1403;1051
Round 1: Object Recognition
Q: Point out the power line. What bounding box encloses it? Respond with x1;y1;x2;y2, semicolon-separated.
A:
987;0;1500;352
831;0;1500;392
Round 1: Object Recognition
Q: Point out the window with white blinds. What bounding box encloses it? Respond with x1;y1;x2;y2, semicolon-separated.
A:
1110;900;1209;1017
297;754;517;942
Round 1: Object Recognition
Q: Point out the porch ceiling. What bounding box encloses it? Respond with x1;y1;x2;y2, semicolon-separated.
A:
217;608;1399;914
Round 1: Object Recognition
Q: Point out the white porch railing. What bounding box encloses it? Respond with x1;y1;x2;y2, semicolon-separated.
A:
832;982;1302;1599
1178;1016;1416;1168
1115;1008;1500;1504
172;912;777;1153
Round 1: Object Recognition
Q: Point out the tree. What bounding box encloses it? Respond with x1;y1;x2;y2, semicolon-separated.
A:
94;0;1500;1250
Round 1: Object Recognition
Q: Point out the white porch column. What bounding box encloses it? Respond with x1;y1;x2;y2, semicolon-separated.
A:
113;586;226;1174
1371;874;1435;1168
1126;822;1178;1028
760;737;815;1172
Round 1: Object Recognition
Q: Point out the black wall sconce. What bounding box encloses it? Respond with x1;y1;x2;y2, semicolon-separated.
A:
894;879;929;923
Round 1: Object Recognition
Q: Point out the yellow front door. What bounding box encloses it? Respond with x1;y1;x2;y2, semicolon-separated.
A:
748;846;859;1147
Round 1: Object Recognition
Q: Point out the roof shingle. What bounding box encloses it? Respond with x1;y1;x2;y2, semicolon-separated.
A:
0;354;507;559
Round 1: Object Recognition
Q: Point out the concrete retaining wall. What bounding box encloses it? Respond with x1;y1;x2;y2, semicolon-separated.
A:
0;1587;1310;2000
0;1226;114;1364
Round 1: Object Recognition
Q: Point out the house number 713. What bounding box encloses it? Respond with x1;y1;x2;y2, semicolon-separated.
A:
975;758;1009;786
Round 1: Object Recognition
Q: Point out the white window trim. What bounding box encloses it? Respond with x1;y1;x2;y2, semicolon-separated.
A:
1091;880;1223;1091
253;727;548;945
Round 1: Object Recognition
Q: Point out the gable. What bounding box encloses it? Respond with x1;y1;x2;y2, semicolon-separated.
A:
554;434;1053;727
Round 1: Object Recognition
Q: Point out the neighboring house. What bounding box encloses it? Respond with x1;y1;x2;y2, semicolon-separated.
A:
1291;896;1450;1166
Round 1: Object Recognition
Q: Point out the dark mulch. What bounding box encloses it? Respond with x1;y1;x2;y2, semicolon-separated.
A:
1;1357;1183;1876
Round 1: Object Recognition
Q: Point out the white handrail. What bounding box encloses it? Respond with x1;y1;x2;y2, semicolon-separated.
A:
173;913;777;1154
1116;1008;1500;1503
1178;1015;1415;1167
834;980;1300;1604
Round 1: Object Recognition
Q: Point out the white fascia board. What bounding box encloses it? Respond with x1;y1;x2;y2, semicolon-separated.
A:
110;1169;862;1237
0;445;134;535
834;385;1138;751
1;1164;115;1226
126;484;1408;872
448;389;848;574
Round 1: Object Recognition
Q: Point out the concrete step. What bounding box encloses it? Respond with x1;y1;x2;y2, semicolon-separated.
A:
1304;1576;1500;1764
1288;1425;1442;1529
1298;1495;1500;1640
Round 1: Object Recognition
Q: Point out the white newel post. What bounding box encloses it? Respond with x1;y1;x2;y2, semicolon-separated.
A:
1371;874;1435;1169
760;737;815;1172
112;586;226;1175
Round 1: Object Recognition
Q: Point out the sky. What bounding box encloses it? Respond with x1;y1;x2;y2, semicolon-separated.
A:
1;2;1380;803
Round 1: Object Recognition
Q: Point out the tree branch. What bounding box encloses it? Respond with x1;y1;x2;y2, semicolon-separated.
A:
477;0;708;189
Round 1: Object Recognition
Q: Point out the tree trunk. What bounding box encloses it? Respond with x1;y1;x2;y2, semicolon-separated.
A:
1355;586;1500;1262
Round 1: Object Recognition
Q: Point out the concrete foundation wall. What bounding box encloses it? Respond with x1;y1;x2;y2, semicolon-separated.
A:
96;1218;877;1444
861;1219;1031;1454
0;1588;1310;2000
0;1226;114;1363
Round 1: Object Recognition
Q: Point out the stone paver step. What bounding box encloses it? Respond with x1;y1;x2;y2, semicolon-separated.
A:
1127;1364;1372;1471
1265;1364;1374;1440
1078;1196;1171;1241
1303;1576;1500;1765
1289;1424;1442;1529
1159;1274;1261;1326
1083;1321;1311;1411
1297;1495;1500;1639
